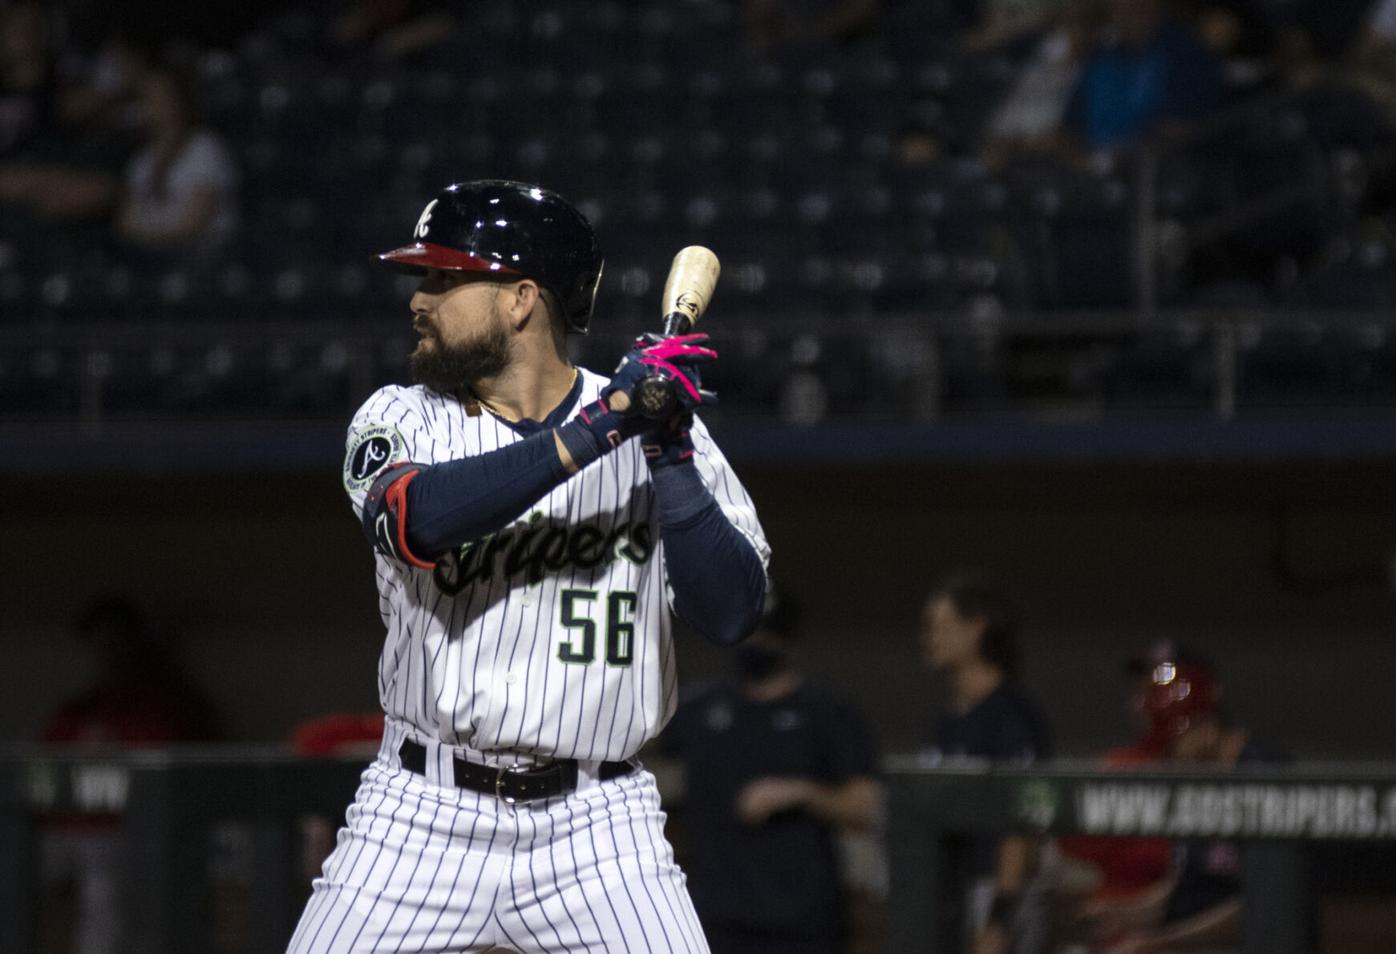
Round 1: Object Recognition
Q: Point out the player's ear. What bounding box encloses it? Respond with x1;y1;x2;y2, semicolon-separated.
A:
501;279;542;330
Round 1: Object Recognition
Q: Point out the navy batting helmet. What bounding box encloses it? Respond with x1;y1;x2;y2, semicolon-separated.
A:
378;180;604;333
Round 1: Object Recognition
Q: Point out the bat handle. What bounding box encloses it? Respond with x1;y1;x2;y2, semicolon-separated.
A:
631;314;698;419
661;312;693;337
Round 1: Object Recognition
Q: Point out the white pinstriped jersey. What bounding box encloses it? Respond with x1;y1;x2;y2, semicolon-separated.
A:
342;369;769;763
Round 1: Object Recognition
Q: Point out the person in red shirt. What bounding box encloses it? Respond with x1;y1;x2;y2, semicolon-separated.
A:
41;596;216;747
38;596;217;954
1054;641;1203;945
288;709;387;883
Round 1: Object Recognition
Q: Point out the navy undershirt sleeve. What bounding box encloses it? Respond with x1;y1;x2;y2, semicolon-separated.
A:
401;429;570;558
651;462;766;646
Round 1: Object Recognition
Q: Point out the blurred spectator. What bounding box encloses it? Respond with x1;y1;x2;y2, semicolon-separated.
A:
1061;0;1226;157
1352;0;1396;118
0;52;237;252
327;0;457;60
919;574;1051;954
58;31;153;142
1359;0;1396;55
894;119;954;166
0;3;120;225
38;596;218;954
663;585;882;954
1050;640;1188;951
1079;647;1285;953
113;64;239;254
0;1;56;157
964;0;1073;51
1187;1;1279;93
290;711;385;885
979;0;1108;169
41;595;217;746
743;0;881;56
291;710;385;758
1249;0;1373;62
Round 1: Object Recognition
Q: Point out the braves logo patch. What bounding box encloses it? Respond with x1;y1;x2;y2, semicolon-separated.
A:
344;424;407;492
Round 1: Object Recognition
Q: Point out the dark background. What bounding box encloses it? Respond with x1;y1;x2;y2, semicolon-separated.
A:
7;454;1394;759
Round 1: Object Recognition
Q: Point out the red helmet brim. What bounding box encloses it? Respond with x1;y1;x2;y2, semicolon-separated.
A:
377;242;524;276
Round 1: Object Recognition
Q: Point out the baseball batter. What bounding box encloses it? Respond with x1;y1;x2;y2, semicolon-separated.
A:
286;180;770;954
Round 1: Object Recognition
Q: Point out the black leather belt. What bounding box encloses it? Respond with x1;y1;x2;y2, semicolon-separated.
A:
398;739;635;803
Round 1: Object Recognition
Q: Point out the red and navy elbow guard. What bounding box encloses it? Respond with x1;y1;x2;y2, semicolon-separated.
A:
361;462;434;569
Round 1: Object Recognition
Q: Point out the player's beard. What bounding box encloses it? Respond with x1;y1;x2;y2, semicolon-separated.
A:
409;315;512;394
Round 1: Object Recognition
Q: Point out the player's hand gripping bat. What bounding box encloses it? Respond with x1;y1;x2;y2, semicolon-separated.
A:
630;246;721;419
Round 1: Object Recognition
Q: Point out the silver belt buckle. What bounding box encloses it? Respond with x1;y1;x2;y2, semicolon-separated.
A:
495;763;517;805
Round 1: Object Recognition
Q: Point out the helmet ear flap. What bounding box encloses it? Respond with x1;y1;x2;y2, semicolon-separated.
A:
565;259;605;334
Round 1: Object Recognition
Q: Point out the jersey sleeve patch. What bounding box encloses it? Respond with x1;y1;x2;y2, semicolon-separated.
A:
344;424;408;492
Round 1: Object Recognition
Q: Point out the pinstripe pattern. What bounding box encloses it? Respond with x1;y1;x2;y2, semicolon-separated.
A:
342;373;768;761
288;726;711;954
295;371;767;952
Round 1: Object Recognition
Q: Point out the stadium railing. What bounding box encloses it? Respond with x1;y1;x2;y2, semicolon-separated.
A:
5;750;1396;953
887;757;1396;953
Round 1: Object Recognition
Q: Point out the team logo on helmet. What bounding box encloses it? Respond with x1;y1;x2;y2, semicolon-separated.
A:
413;199;439;239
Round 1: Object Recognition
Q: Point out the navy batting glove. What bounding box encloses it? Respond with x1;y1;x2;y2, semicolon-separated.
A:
641;416;697;471
616;333;719;415
557;390;645;471
558;337;718;471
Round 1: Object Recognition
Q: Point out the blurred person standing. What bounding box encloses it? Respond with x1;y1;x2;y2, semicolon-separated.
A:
39;596;218;954
919;574;1052;954
663;585;883;953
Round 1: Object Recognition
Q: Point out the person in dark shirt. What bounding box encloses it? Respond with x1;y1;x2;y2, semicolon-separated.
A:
919;574;1051;954
1062;0;1226;154
664;585;882;954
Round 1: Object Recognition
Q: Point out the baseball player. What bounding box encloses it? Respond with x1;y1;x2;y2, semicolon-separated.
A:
286;180;770;954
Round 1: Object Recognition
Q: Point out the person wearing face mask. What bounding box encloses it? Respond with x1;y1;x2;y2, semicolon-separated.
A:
662;584;883;954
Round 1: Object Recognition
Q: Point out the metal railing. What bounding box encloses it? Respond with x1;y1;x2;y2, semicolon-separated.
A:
1;749;364;954
886;759;1396;953
3;308;1396;429
6;750;1396;953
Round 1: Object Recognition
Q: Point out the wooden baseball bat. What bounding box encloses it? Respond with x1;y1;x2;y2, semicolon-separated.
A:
659;246;721;336
630;246;722;417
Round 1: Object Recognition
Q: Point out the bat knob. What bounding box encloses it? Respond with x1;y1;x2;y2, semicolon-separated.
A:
632;375;678;419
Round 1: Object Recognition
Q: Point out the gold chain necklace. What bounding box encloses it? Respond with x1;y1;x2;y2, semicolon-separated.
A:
465;368;578;423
